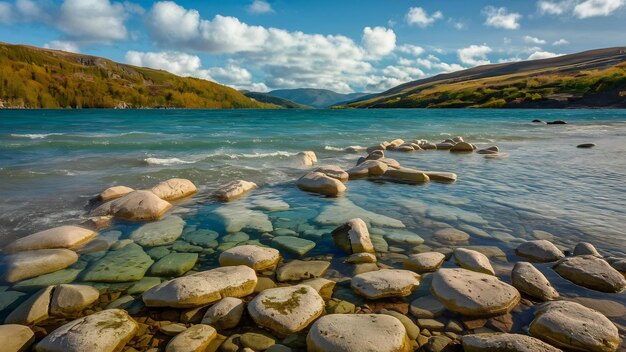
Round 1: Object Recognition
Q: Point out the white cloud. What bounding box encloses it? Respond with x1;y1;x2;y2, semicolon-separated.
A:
458;44;492;66
537;0;576;14
498;57;523;63
397;44;425;56
414;55;465;73
405;7;443;27
447;18;466;29
248;0;273;14
528;50;561;60
0;2;13;24
44;40;80;53
574;0;624;17
503;37;512;44
483;6;522;29
553;38;570;45
362;26;396;59
524;35;547;44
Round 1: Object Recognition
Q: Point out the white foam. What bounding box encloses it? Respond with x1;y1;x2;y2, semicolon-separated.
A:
144;157;195;166
10;133;64;139
324;145;365;151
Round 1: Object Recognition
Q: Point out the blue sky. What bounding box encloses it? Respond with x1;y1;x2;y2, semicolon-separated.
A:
1;0;625;93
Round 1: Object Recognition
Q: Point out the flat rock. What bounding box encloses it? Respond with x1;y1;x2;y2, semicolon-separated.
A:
434;228;470;244
297;172;346;196
347;160;388;178
130;216;185;247
82;243;153;282
35;309;137;352
5;286;54;325
346;252;377;264
450;141;474;152
351;269;420;299
573;242;601;256
314;165;349;182
331;218;375;254
6;226;96;252
209;203;273;233
150;178;197;201
462;333;563;352
404;252;446;273
201;297;245;329
2;249;78;283
150;253;198;276
127;277;162;295
91;190;172;221
553;255;626;293
301;278;336;301
515;240;564;262
142;265;257;308
511;262;559;301
214;180;258;201
165;324;216;352
529;300;620;352
50;284;100;315
307;314;411;352
384;230;424;245
99;185;134;201
410;296;446;318
454;248;494;275
219;244;280;271
248;285;325;336
316;198;405;228
417;171;457;182
380;309;420;340
272;236;315;256
276;260;330;282
382;168;429;183
12;268;82;291
0;324;34;352
431;268;520;317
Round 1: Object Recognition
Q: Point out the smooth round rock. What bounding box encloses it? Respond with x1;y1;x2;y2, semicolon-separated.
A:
431;268;520;317
297;172;346;196
307;314;411;352
5;286;54;325
529;300;620;352
0;324;34;352
454;248;494;275
50;284;100;315
130;216;185;247
314;165;349;182
577;143;595;148
450;142;474;152
410;296;446;318
331;218;375;254
346;252;377;264
2;249;78;283
515;240;564;262
201;297;245;329
403;252;445;273
99;185;134;201
214;180;257;201
247;285;325;336
150;178;197;201
275;260;330;282
219;245;280;271
351;269;420;299
553;255;626;293
434;228;470;244
462;333;563;352
573;242;601;256
6;226;96;252
511;262;559;301
165;324;216;352
91;190;172;221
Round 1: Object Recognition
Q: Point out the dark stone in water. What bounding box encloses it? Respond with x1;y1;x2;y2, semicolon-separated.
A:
577;143;595;148
546;120;567;125
531;119;545;123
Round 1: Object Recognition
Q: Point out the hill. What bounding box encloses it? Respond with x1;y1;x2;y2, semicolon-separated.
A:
0;43;278;109
266;88;369;108
338;47;626;109
242;90;311;109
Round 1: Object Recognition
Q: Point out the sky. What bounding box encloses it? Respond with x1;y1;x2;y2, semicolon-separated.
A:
0;0;625;93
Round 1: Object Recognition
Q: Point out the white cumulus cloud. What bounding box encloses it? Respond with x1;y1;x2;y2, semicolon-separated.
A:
553;38;570;45
574;0;624;17
405;7;443;27
458;44;492;66
362;26;396;59
483;6;522;29
528;51;562;60
397;44;425;56
248;0;273;14
44;40;80;53
524;35;547;44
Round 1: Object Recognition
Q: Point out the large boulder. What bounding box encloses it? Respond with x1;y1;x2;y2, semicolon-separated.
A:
529;300;620;352
351;269;420;299
91;190;172;221
553;255;626;293
431;268;520;317
454;248;494;275
315;165;349;182
296;151;317;166
219;245;280;271
247;285;325;336
462;333;563;352
50;284;100;315
2;249;78;283
297;172;346;196
307;314;411;352
515;240;564;262
331;218;375;254
165;324;216;352
201;297;245;329
5;286;54;325
143;265;257;308
82;243;153;282
347;160;388;179
214;180;258;201
450;141;475;152
150;178;197;201
99;185;134;201
511;262;559;301
382;168;430;183
6;226;96;252
404;252;446;273
0;324;34;352
35;309;137;352
129;215;185;247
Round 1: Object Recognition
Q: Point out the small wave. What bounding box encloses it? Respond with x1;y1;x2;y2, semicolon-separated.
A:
144;157;196;166
324;145;366;152
238;151;297;159
10;133;64;139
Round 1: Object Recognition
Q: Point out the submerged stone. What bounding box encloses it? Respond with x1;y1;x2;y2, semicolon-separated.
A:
82;243;153;282
515;240;564;262
209;203;273;233
130;216;185;247
150;253;198;277
351;269;420;299
12;268;82;291
214;180;258;201
553;255;626;293
272;236;315;256
276;260;330;282
316;198;405;228
384;230;424;245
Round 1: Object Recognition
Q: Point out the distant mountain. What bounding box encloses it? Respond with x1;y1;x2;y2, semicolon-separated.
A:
241;90;311;109
338;47;626;109
266;88;369;108
0;43;278;109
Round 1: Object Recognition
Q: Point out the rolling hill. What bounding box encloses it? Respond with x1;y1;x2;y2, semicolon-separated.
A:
0;43;278;109
266;88;369;108
338;47;626;109
241;90;311;109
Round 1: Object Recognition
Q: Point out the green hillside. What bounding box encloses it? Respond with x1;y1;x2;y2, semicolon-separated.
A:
0;43;278;109
242;90;311;108
267;88;369;108
338;47;626;109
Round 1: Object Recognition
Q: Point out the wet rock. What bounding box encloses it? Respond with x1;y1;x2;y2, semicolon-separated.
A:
511;262;559;301
150;253;198;276
454;248;494;275
382;168;429;183
553;255;626;293
326;298;356;314
314;165;349;182
165;324;216;352
351;269;420;299
515;240;564;262
201;297;245;329
436;142;454;150
410;296;446;319
150;178;197;201
91;190;172;221
611;259;626;274
529;300;619;352
384;230;424;245
6;226;96;252
546;120;567;125
219;244;280;271
431;268;520;317
346;252;377;264
347;160;388;178
99;185;134;201
82;243;153;282
462;333;562;352
476;146;500;155
297;172;346;196
576;143;595;148
316;198;405;228
50;284;99;315
272;236;316;256
434;228;470;244
130;215;185;247
0;324;34;352
2;249;78;283
35;309;137;352
5;286;53;325
301;278;336;301
532;119;545;123
403;252;446;273
296;151;317;166
417;171;457;182
240;332;276;350
573;242;601;256
143;265;257;308
450;141;474;152
331;218;375;254
160;323;187;336
11;268;82;291
214;180;258;201
248;285;325;336
276;260;330;282
380;309;420;340
209;203;273;233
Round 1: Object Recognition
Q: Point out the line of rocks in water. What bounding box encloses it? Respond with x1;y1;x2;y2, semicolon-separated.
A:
0;136;624;352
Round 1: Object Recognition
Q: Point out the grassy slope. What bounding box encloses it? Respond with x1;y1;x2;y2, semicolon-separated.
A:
0;43;279;109
242;91;311;109
339;47;626;109
267;88;368;108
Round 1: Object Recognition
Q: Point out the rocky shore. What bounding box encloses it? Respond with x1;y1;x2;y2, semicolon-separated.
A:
0;136;624;352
